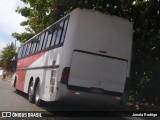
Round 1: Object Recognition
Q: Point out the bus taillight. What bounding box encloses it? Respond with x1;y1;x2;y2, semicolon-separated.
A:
60;67;70;84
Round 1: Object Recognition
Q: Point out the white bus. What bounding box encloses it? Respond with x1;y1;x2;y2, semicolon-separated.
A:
12;8;133;107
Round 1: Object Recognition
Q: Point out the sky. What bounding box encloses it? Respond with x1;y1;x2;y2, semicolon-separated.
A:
0;0;26;51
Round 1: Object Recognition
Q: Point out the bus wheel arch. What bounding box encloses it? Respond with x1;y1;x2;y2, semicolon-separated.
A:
28;77;35;103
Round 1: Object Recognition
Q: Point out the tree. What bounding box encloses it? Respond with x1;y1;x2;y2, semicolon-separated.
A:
0;43;17;72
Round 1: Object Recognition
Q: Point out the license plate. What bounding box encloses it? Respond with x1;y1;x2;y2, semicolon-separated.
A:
91;88;103;94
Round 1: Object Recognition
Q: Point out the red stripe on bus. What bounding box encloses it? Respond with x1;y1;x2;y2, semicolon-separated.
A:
16;70;27;91
16;52;46;91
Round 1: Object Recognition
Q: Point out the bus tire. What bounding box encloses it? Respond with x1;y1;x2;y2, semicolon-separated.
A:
13;79;17;88
35;82;42;106
28;81;35;103
13;79;18;92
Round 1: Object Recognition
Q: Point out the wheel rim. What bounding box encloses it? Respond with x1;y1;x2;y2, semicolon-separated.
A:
35;84;40;102
28;81;34;101
29;86;32;100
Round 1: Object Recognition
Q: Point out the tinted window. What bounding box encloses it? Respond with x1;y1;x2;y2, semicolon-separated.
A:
29;42;34;55
30;40;34;54
42;31;48;50
26;42;31;56
35;36;40;52
17;17;69;58
21;44;27;57
31;39;37;54
38;33;45;51
60;19;69;44
51;29;57;47
23;44;28;57
18;47;23;58
34;37;39;53
46;30;53;48
55;22;64;45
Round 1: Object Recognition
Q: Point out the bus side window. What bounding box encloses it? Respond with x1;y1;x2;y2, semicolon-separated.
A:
26;42;31;56
46;30;53;49
23;43;28;57
51;28;57;47
38;33;45;52
28;42;33;55
21;44;27;58
34;37;39;53
20;46;24;58
31;38;38;54
35;36;40;52
17;47;23;59
29;41;34;55
42;31;48;50
54;22;64;46
60;19;69;44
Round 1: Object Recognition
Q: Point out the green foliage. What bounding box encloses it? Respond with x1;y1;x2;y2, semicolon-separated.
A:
12;32;34;43
0;43;17;72
16;6;31;17
20;21;29;26
13;0;160;105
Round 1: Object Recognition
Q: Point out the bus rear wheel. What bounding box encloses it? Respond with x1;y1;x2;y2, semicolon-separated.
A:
28;81;35;103
35;82;42;106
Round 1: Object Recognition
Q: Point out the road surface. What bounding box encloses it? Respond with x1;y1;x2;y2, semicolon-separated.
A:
0;80;108;111
0;80;145;120
0;80;47;111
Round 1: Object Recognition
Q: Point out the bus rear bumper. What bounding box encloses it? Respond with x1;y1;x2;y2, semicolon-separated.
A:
60;88;123;107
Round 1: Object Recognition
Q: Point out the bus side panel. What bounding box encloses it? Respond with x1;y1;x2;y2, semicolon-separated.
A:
16;58;25;91
23;52;46;93
40;48;62;101
17;59;24;69
16;70;26;91
16;52;46;93
23;50;59;102
23;56;33;68
16;56;33;92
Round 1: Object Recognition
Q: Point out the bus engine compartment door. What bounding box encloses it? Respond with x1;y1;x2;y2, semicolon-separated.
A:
68;51;128;94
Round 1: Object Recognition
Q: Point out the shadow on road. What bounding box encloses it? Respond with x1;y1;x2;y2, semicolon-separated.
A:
13;89;105;109
13;89;126;117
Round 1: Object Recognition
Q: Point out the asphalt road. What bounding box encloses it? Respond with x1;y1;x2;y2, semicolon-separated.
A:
0;80;108;111
0;80;46;111
0;80;145;120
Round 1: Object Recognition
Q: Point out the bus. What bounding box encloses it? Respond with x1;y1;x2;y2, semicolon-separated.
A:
12;8;133;107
